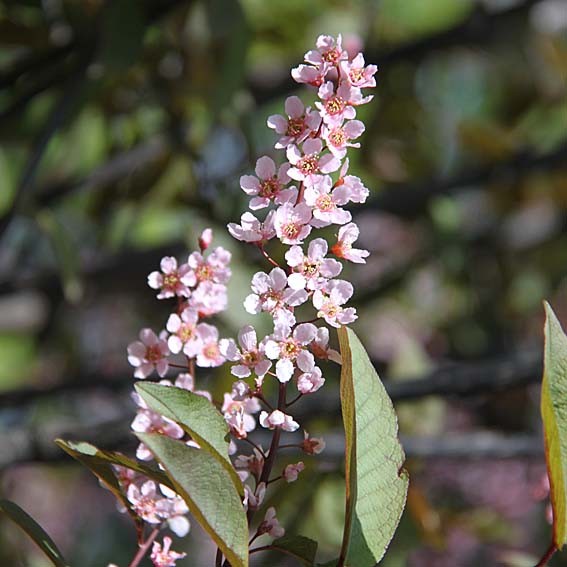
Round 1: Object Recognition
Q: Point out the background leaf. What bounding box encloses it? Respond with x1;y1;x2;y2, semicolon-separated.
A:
337;326;409;566
541;302;567;549
137;433;249;567
270;535;318;566
135;382;244;494
0;499;70;567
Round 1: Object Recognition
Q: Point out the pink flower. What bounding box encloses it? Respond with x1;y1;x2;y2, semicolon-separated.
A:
283;461;305;483
323;120;365;158
313;280;357;327
219;325;272;378
131;408;184;461
274;202;314;246
240;156;295;210
188;247;231;285
199;228;213;251
336;159;370;203
316;82;371;127
127;481;164;524
222;384;261;439
166;307;201;356
150;537;186;567
147;256;196;299
195;323;225;367
244;267;308;325
310;327;341;364
291;64;326;87
264;323;317;382
189;281;228;316
286;138;341;183
340;52;378;88
228;211;276;243
315;82;354;127
267;96;321;149
302;431;326;455
257;507;285;538
127;329;170;379
286;238;342;291
244;482;266;511
259;409;299;432
297;366;325;394
331;222;370;263
304;175;353;227
234;447;264;480
305;34;348;68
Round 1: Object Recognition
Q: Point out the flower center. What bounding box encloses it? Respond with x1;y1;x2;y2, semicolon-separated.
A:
282;222;301;239
259;177;281;198
145;345;163;363
350;68;364;83
287;117;306;137
325;96;345;116
328;128;346;147
163;273;179;289
196;264;213;281
242;350;260;366
316;194;335;212
302;260;320;277
204;343;219;359
322;48;340;64
281;339;300;359
178;324;195;343
297;154;318;175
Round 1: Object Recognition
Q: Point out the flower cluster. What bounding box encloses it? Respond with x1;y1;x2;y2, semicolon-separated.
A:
109;34;375;567
223;31;375;541
120;230;235;564
228;31;374;420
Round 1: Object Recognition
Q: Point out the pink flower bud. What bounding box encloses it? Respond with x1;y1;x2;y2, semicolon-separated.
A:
199;228;213;251
283;461;305;483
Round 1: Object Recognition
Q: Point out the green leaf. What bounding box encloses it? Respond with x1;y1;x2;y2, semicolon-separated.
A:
541;302;567;548
270;535;318;565
0;499;70;567
337;327;409;566
55;439;174;533
137;433;249;567
135;382;244;494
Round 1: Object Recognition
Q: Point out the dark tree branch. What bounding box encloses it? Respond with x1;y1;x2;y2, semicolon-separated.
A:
0;348;541;410
365;141;567;219
0;421;543;472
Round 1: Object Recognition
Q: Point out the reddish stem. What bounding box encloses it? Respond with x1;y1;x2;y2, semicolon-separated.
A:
535;542;557;567
257;244;281;268
128;527;160;567
246;382;287;525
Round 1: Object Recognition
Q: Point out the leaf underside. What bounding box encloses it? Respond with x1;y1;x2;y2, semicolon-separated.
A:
137;433;249;567
135;382;244;495
337;326;409;566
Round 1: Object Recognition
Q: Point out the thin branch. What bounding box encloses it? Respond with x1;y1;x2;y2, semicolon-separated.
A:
0;348;541;410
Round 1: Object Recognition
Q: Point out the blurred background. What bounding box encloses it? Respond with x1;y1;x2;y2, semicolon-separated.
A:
0;0;566;565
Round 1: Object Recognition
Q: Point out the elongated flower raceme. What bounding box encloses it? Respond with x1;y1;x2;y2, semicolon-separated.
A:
108;34;376;567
